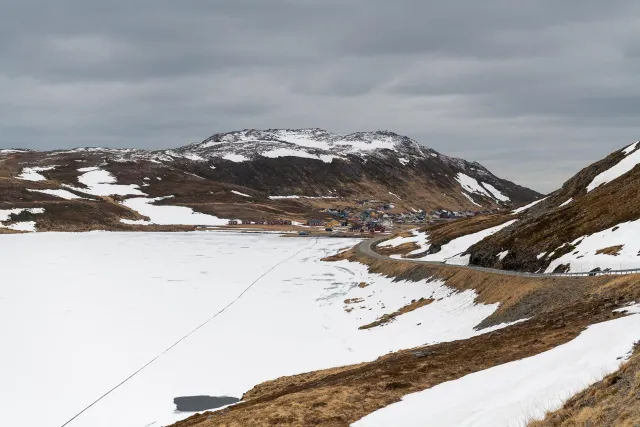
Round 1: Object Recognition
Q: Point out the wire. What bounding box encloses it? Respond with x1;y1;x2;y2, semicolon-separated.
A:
59;237;319;427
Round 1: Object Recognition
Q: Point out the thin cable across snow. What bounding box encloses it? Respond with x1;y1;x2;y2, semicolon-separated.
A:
59;237;319;427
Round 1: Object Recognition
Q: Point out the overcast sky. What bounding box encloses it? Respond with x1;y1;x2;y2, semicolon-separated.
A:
2;1;640;192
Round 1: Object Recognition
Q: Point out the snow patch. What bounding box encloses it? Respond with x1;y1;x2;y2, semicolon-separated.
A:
231;190;251;198
269;195;300;200
482;183;510;202
511;197;548;214
545;219;640;272
222;153;249;162
462;192;481;207
388;192;402;200
0;207;45;232
379;230;430;255
27;189;85;200
17;166;56;182
69;168;146;196
587;149;640;192
497;250;508;261
261;148;337;163
417;220;518;265
559;198;573;207
622;141;639;155
455;173;491;197
121;197;229;226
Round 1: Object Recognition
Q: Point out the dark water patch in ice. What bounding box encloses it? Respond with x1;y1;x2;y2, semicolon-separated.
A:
173;395;240;412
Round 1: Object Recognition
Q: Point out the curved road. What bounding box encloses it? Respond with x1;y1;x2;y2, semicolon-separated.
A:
357;236;640;278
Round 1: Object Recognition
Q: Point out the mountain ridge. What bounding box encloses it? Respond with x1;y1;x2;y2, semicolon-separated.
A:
0;128;541;232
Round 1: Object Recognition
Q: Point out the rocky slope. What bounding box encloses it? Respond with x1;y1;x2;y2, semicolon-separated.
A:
0;129;539;232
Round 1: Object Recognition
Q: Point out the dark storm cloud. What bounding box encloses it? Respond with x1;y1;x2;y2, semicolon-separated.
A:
2;0;640;192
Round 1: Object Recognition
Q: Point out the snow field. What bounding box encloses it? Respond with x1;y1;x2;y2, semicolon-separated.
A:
352;304;640;427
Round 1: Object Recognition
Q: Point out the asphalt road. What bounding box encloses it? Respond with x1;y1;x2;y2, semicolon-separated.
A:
356;236;640;278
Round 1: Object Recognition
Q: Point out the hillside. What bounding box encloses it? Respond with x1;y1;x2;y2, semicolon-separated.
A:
374;140;640;274
466;140;640;273
0;129;539;232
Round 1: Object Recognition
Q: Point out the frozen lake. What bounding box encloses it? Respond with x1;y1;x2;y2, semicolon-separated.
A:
0;232;506;427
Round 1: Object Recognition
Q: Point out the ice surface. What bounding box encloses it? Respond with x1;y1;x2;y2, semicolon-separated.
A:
352;309;640;427
0;232;513;427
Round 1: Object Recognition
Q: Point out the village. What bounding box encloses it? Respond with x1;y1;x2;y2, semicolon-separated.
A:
227;199;503;235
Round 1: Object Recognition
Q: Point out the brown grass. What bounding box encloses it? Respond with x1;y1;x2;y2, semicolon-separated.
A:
374;241;420;257
596;245;624;256
359;297;433;329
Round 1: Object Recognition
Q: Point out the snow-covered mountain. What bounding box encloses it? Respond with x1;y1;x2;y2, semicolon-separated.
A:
0;129;540;232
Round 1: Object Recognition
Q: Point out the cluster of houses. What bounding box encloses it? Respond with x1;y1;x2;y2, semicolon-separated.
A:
228;219;293;226
226;204;504;229
434;209;501;219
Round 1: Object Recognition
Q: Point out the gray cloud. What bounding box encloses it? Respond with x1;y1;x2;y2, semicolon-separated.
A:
2;0;640;192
